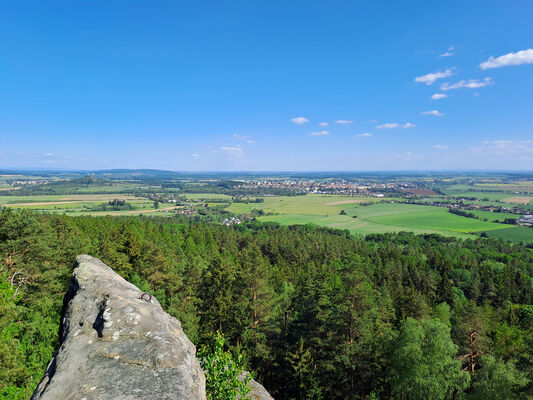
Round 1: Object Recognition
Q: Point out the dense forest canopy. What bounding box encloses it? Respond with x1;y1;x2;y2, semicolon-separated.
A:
0;208;532;399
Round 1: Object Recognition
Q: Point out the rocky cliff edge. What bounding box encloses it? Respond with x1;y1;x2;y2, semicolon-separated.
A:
32;255;274;400
32;255;206;400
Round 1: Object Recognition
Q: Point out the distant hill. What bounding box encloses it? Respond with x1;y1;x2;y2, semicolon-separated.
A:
0;175;118;196
93;169;183;179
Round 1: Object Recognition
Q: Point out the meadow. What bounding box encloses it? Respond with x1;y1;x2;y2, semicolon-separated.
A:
440;183;533;204
259;213;473;238
226;194;380;215
0;194;159;215
484;226;533;243
469;209;519;222
256;200;516;239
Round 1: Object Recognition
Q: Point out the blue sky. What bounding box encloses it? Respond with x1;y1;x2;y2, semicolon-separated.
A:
1;0;532;171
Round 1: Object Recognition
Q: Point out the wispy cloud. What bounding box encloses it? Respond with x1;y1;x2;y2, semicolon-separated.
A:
233;134;254;144
377;123;399;129
480;49;533;69
421;110;444;117
192;153;200;159
414;68;454;85
308;130;330;136
439;46;455;58
377;122;415;129
291;117;309;124
319;122;329;127
431;93;447;100
470;140;533;156
441;77;493;91
356;133;372;138
214;146;244;157
434;144;448;150
335;120;352;124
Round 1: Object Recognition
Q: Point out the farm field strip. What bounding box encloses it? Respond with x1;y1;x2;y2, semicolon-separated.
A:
325;199;369;205
60;194;143;201
469;210;522;222
183;193;233;200
346;203;512;233
227;194;383;215
3;201;92;207
255;201;515;240
485;227;533;243
503;197;532;204
258;213;472;239
0;194;145;205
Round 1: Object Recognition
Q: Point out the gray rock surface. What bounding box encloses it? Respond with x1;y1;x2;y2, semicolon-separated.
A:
240;372;275;400
32;255;206;400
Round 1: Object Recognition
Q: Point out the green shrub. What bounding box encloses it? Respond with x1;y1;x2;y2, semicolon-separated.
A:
198;331;251;400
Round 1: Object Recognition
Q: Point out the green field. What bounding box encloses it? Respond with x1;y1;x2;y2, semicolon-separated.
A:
484;226;533;243
0;195;66;204
227;194;381;215
259;213;473;239
0;194;161;216
183;193;233;200
245;197;515;239
440;189;512;202
346;203;511;233
469;210;521;222
440;183;533;204
475;182;533;192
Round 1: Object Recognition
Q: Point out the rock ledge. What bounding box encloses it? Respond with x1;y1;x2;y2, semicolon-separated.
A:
32;255;206;400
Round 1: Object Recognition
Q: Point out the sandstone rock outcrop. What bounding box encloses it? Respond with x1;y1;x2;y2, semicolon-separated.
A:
240;372;275;400
32;255;206;400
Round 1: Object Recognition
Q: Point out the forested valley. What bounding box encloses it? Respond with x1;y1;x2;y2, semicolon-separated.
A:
1;208;531;399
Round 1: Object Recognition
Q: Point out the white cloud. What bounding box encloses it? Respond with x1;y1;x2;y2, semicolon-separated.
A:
43;152;53;156
335;120;352;124
434;144;448;150
421;110;444;117
431;93;448;100
480;49;533;69
414;68;454;85
308;130;330;136
291;117;309;124
377;123;399;129
441;77;493;91
356;133;372;138
439;46;455;58
246;139;255;144
232;134;248;140
217;146;244;157
376;122;415;129
483;140;511;144
319;122;329;127
192;153;200;159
